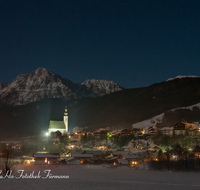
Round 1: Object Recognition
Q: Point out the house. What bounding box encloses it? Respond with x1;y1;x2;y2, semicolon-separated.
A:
70;131;85;141
68;150;84;156
86;151;106;161
66;157;81;164
86;132;94;137
137;132;143;138
111;151;131;158
49;137;60;142
71;153;94;163
183;121;196;129
131;128;145;135
194;126;200;133
159;127;174;136
173;121;186;135
148;145;161;152
188;128;196;136
118;129;130;136
93;129;107;139
33;153;60;164
93;144;108;150
150;152;159;161
111;129;130;136
107;157;119;164
122;154;144;165
117;159;129;165
145;126;157;135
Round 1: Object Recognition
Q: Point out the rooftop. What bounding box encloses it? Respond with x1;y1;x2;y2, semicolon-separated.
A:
49;120;65;129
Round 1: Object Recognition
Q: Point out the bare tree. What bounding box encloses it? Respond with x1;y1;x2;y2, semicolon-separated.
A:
0;145;15;176
193;145;200;170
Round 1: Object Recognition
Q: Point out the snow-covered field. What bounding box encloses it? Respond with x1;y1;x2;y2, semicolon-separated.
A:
1;165;200;190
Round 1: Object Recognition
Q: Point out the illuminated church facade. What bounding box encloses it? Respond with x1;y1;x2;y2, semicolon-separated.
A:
48;106;68;134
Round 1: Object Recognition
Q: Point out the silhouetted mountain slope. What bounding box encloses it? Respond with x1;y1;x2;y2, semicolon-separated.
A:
0;77;200;140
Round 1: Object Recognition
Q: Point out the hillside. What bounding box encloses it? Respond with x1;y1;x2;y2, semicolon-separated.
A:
0;77;200;140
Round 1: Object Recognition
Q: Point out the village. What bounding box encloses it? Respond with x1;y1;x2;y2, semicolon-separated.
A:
1;119;200;171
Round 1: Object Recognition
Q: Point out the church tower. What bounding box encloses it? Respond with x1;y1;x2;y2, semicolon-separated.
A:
63;106;68;134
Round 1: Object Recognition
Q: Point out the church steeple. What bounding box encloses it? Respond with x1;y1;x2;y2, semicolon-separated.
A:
63;106;68;133
64;106;68;116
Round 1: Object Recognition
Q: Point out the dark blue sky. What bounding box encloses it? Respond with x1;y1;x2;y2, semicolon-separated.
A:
0;0;200;88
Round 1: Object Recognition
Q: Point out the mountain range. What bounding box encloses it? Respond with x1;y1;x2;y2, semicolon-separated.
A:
0;68;200;140
0;68;123;106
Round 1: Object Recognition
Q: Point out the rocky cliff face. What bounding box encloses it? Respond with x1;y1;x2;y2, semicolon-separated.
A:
0;83;10;91
0;68;124;106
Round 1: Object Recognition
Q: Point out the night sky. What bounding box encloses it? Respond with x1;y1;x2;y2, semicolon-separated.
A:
0;0;200;88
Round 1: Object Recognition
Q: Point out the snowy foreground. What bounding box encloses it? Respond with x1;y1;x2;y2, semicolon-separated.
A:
1;165;200;190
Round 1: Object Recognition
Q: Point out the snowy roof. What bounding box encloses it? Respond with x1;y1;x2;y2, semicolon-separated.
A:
131;150;147;154
86;151;105;155
160;127;174;131
71;154;94;158
49;121;65;129
152;152;159;156
66;157;75;161
70;150;84;154
123;154;142;159
112;151;131;155
107;157;118;161
117;159;128;164
33;153;60;158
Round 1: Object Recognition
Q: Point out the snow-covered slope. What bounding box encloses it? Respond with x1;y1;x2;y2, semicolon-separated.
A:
132;102;200;129
0;68;123;106
80;79;123;97
166;75;200;81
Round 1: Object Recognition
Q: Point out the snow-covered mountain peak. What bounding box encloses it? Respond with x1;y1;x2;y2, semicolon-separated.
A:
166;75;200;81
33;67;55;77
81;79;123;97
0;68;124;105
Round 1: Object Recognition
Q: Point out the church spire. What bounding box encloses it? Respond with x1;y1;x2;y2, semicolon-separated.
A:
64;106;68;116
63;106;68;133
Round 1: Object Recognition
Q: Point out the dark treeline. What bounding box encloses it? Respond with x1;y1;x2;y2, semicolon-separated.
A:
149;159;200;172
149;145;200;171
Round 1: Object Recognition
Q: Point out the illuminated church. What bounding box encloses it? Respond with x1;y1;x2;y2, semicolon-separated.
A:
48;106;68;134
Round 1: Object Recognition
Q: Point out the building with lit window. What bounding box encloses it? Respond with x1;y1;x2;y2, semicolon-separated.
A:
33;153;60;164
48;106;68;135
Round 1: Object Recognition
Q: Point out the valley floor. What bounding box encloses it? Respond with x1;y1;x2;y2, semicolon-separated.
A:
0;165;200;190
